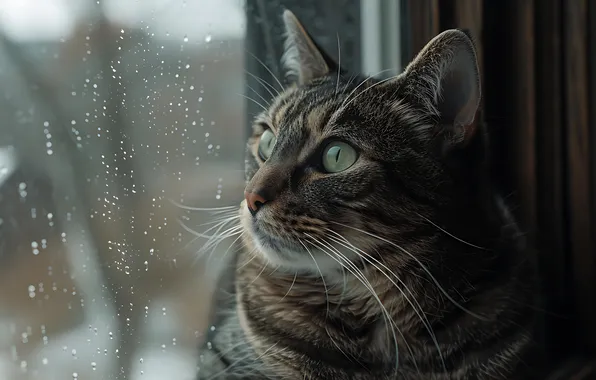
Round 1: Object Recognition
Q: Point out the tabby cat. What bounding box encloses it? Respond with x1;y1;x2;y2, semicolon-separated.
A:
196;10;543;380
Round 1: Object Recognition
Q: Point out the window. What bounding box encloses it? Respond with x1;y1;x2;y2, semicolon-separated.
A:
9;1;593;379
0;1;245;379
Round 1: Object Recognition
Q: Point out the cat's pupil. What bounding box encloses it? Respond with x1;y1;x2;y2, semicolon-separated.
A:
322;142;358;173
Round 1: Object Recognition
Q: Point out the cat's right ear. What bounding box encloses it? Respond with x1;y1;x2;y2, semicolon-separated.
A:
281;10;338;85
396;29;481;150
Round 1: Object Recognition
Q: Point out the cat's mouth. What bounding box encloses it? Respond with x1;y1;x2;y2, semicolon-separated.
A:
241;203;356;273
250;220;307;259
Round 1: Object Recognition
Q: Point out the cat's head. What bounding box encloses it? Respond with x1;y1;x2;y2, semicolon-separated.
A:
240;10;483;276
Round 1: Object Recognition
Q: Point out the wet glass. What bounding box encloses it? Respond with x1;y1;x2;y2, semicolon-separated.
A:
0;1;246;379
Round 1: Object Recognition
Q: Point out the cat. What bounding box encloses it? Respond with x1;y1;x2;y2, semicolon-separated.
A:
196;9;544;380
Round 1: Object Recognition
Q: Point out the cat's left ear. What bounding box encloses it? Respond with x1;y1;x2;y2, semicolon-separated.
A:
400;29;481;148
281;10;339;85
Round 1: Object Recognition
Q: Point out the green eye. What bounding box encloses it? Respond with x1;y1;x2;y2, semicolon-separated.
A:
258;129;277;161
322;141;358;173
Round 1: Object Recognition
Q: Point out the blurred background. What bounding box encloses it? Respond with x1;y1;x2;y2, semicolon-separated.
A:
0;0;246;379
1;0;596;379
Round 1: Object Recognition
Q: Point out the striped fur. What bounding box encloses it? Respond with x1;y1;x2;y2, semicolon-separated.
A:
196;10;543;380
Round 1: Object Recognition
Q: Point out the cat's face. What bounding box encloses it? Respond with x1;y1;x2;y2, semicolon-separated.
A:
240;11;481;276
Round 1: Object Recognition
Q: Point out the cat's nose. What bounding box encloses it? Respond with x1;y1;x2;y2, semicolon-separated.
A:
245;191;268;216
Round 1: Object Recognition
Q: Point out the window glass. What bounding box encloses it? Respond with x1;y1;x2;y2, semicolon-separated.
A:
0;1;245;379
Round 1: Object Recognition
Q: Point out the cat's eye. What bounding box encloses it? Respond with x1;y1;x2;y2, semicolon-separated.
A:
257;129;277;161
322;141;358;173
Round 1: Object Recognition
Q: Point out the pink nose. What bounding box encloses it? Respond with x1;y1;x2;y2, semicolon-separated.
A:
245;191;268;214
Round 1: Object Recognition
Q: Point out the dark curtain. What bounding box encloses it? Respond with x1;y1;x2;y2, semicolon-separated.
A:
403;0;596;374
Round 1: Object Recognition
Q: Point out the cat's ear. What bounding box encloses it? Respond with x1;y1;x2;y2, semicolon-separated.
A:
400;29;481;148
281;10;338;85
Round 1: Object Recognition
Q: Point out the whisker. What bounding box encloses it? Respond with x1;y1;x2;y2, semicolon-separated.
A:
324;228;446;372
245;69;279;98
246;83;272;108
335;33;341;95
198;225;244;255
254;342;279;362
340;68;395;109
298;238;330;319
178;214;240;256
248;261;268;287
416;212;488;250
303;233;406;373
208;230;245;265
168;199;238;212
342;75;398;110
177;217;239;240
236;93;269;112
237;248;258;271
204;343;269;380
278;272;297;303
303;236;388;369
330;221;489;322
245;50;285;92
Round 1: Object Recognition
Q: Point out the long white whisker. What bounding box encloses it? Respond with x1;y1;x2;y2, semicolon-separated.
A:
237;93;268;112
340;68;394;109
304;233;406;373
248;262;268;287
335;33;341;95
178;214;239;250
199;225;243;256
245;50;285;92
177;217;238;240
245;70;279;98
237;248;258;271
246;82;273;107
303;235;385;369
208;230;245;264
330;221;489;322
168;199;238;212
278;272;297;303
416;212;488;250
342;75;398;111
325;229;446;372
298;238;330;319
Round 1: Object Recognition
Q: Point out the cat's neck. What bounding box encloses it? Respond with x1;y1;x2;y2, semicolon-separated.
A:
234;216;534;375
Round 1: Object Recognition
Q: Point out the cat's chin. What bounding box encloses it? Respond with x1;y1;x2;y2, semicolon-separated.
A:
243;227;356;276
251;234;346;275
